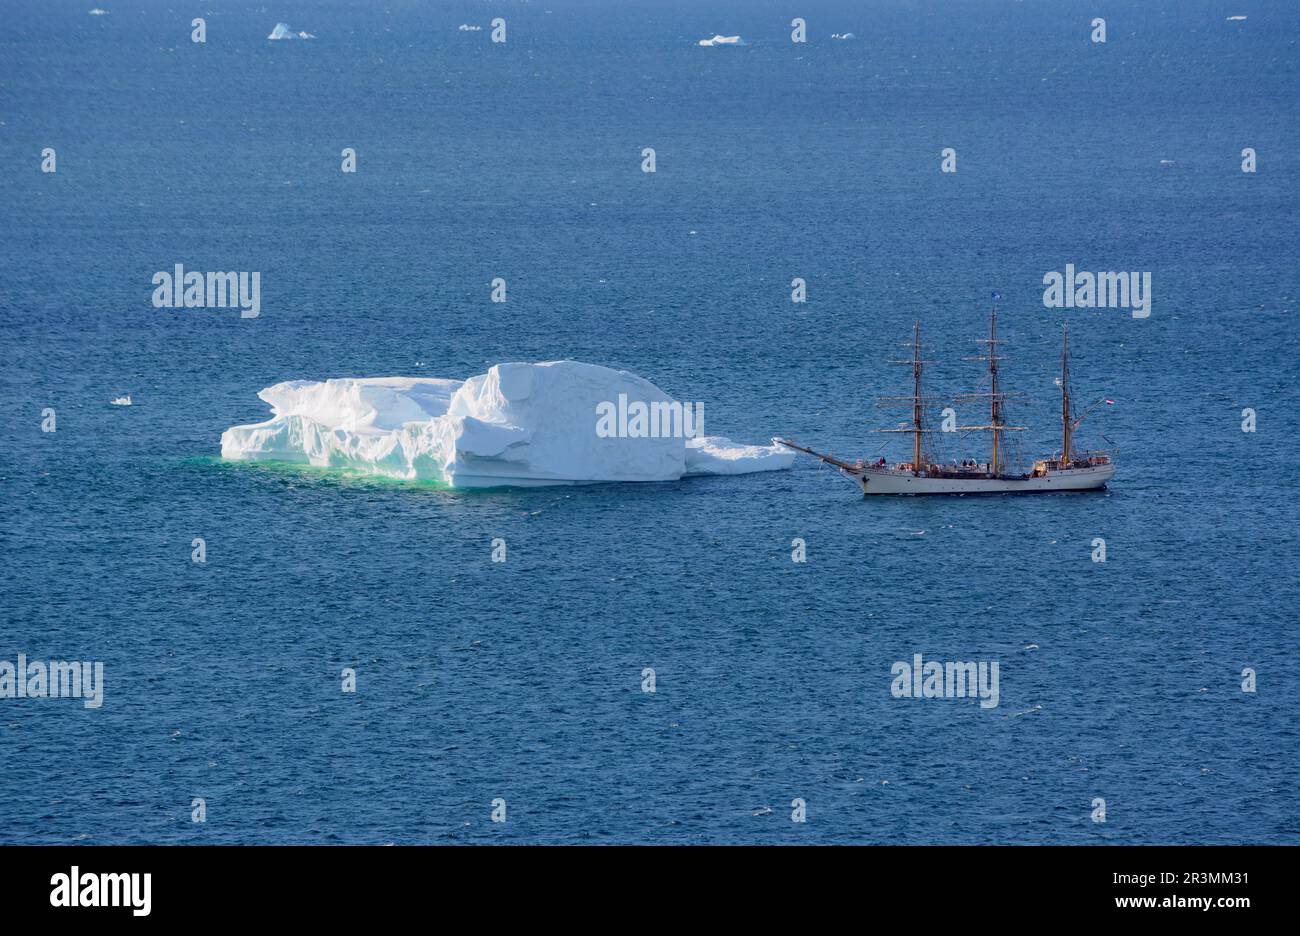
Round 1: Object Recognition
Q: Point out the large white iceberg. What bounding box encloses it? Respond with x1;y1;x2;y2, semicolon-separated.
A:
220;361;794;488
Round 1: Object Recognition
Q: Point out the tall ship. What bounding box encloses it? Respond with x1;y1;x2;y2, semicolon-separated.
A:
778;302;1116;495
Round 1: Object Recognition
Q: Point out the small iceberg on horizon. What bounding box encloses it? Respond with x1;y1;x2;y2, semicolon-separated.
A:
268;22;315;40
698;34;742;47
220;361;794;488
88;7;108;14
111;394;132;406
458;24;482;32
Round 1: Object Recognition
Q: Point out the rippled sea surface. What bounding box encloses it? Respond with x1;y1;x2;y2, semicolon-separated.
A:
2;0;1298;843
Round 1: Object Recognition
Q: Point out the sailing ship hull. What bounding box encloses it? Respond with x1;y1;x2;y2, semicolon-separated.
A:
848;463;1114;495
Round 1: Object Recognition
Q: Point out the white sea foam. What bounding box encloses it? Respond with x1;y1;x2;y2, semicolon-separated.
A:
221;361;793;488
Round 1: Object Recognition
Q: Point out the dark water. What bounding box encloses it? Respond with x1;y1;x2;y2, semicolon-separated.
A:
1;0;1297;843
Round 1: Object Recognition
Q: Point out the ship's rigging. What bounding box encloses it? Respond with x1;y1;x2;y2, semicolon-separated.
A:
775;300;1116;494
867;303;1108;477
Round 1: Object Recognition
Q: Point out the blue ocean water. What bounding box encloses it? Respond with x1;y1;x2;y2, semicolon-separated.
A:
1;0;1298;843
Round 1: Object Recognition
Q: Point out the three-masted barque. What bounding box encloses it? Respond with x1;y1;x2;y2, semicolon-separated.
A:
778;302;1116;495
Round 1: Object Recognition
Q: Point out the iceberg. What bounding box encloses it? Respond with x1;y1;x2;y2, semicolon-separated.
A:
221;361;793;488
268;23;314;40
698;35;742;47
684;436;795;475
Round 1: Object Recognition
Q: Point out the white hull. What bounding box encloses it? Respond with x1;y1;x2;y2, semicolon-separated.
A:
847;463;1114;495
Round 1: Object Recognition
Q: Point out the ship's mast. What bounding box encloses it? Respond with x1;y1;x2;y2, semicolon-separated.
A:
1060;324;1072;465
957;297;1025;473
911;322;923;474
875;321;940;472
988;306;1001;475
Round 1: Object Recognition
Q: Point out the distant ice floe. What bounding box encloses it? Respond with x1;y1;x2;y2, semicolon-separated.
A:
698;35;742;47
1226;15;1247;21
458;24;482;32
111;394;132;406
831;33;855;40
88;8;108;14
268;23;315;40
221;361;794;488
684;436;794;476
